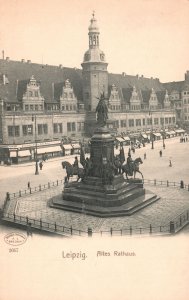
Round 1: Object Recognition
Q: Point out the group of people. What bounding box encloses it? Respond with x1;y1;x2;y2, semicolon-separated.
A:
180;136;188;143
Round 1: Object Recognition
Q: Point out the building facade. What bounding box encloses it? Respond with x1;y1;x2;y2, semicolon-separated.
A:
0;12;187;163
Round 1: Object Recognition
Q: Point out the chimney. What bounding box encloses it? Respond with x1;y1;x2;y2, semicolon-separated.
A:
27;60;31;63
185;71;189;82
2;50;4;60
59;64;62;68
21;59;25;63
6;57;10;61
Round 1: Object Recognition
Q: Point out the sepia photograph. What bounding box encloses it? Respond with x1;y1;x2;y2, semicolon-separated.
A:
0;0;189;299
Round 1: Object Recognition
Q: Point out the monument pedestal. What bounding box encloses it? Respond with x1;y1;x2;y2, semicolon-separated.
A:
51;176;159;217
50;126;160;217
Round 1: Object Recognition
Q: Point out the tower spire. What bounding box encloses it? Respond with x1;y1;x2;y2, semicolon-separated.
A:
88;11;100;48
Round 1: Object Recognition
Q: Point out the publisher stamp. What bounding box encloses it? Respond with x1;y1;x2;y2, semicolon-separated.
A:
4;232;27;247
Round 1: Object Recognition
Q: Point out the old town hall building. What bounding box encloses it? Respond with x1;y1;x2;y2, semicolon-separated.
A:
0;13;188;163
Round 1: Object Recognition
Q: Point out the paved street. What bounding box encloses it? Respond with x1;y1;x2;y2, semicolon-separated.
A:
0;136;189;236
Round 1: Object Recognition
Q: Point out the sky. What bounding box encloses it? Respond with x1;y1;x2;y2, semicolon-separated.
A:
0;0;189;82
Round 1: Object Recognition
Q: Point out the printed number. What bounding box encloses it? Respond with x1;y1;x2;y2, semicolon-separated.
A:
9;248;18;253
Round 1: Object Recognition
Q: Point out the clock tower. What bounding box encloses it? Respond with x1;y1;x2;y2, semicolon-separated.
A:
81;12;108;112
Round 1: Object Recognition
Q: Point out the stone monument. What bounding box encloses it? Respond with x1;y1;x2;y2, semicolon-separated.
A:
51;94;159;217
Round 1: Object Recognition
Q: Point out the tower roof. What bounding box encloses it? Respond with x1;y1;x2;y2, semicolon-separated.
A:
88;11;99;32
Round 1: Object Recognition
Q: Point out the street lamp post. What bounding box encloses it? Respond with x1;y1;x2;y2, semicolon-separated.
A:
32;114;39;175
149;110;154;149
162;131;165;149
151;131;154;149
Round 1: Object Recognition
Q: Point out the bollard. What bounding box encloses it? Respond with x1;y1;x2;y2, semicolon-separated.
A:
6;192;10;201
180;180;184;189
130;226;132;236
88;227;92;237
170;221;175;233
110;227;113;236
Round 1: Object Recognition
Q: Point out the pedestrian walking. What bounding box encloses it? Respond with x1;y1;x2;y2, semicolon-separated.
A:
169;159;172;167
27;181;30;189
39;161;43;170
159;150;162;157
27;223;32;237
144;153;146;160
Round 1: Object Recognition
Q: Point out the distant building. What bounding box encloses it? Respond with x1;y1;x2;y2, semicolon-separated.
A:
163;71;189;129
0;12;186;163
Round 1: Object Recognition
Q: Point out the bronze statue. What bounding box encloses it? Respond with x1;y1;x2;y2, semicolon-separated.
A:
96;92;108;127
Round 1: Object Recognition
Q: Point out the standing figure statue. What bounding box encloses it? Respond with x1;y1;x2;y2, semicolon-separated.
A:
96;92;108;127
127;153;134;176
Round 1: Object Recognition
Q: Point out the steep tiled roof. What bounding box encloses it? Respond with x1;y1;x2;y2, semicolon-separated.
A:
122;87;133;103
162;81;185;93
108;73;165;92
156;91;166;106
0;59;83;102
141;90;151;103
0;59;169;105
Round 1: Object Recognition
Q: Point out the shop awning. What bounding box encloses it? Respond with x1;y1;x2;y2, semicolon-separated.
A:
116;137;124;142
123;136;130;141
166;131;175;135
129;133;140;138
37;146;62;154
18;150;31;157
72;143;80;149
153;133;161;137
62;144;72;150
10;151;17;158
175;129;185;133
141;134;148;139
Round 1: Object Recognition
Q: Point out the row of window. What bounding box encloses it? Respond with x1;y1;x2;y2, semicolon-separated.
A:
24;104;44;111
62;92;74;98
109;105;121;111
130;105;141;111
7;122;85;137
61;105;77;111
119;117;175;128
183;99;189;104
26;91;39;97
